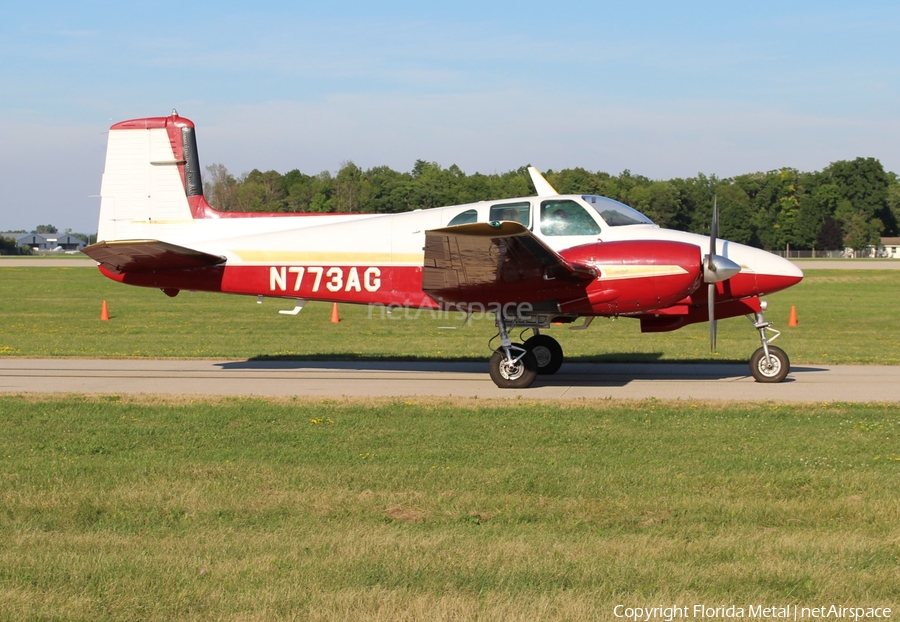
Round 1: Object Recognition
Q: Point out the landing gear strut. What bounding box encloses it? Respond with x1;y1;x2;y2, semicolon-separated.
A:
748;305;790;383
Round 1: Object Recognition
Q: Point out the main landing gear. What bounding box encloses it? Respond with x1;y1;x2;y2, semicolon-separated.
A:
488;317;565;388
748;303;790;383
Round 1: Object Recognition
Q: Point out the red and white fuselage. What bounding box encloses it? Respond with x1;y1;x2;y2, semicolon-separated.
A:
90;113;802;330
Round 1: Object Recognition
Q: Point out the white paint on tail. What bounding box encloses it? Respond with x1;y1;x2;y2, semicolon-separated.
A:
98;128;193;241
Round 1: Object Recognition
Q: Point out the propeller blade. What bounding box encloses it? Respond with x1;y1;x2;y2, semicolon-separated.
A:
709;283;717;353
702;196;741;284
707;196;718;275
708;197;718;353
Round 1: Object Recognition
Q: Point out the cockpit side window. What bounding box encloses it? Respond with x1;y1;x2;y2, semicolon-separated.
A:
539;200;601;236
447;209;478;226
582;195;655;226
489;201;530;227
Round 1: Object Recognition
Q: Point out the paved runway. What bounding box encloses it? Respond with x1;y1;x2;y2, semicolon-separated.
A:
1;358;897;402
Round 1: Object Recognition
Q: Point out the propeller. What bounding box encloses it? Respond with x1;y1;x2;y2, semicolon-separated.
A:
703;197;741;352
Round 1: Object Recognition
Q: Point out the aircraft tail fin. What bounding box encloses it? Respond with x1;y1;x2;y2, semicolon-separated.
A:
97;110;220;241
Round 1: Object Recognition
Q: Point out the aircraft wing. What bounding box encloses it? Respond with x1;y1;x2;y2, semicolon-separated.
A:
422;221;595;306
82;240;226;275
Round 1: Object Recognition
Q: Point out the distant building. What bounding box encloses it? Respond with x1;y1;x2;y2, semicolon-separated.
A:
0;232;86;253
879;237;900;258
15;234;52;251
53;235;86;251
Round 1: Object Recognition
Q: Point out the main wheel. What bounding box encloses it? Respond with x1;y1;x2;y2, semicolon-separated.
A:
489;347;538;388
749;346;790;383
523;334;564;375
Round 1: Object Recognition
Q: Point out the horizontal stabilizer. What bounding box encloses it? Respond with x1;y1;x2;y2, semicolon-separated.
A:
82;240;226;275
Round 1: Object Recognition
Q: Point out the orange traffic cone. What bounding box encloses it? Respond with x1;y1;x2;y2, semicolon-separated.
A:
788;305;798;327
331;303;340;323
100;300;110;321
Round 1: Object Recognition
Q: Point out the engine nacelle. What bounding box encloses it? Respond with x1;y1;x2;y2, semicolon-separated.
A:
558;240;703;315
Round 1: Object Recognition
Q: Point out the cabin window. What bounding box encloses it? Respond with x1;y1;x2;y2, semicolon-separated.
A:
489;201;530;226
539;200;601;236
447;209;478;226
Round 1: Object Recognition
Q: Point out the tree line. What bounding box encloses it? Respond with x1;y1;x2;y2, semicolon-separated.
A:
203;157;900;252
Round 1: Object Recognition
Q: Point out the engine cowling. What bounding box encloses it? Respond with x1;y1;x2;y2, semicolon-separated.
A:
558;240;703;315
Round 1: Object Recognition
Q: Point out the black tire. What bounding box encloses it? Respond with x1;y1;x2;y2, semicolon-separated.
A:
749;346;790;383
489;347;538;388
523;334;564;375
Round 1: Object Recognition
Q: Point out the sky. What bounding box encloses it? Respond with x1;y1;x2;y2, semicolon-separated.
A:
1;0;899;234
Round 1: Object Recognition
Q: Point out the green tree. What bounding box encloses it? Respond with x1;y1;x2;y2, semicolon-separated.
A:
716;184;757;246
204;163;239;211
334;161;367;213
306;171;335;213
233;169;287;212
825;157;893;235
364;166;410;213
668;174;717;235
549;167;602;194
842;212;882;252
406;160;455;210
815;215;844;250
0;236;28;255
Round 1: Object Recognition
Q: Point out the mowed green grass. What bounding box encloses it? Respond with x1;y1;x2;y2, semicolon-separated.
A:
1;396;898;621
0;267;898;363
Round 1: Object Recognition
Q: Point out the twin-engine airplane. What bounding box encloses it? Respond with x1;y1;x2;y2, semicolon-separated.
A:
83;111;803;388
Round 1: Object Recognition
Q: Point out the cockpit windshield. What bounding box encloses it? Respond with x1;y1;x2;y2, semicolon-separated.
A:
582;195;655;227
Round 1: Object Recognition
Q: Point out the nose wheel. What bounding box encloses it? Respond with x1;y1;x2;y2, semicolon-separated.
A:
750;345;789;383
748;308;790;383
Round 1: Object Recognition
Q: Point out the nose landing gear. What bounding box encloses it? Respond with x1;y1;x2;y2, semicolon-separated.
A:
748;306;790;383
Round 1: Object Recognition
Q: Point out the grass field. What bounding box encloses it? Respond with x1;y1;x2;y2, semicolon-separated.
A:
1;267;898;364
2;268;898;620
1;396;898;621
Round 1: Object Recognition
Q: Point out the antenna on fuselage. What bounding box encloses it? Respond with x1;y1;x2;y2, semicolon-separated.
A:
527;166;558;197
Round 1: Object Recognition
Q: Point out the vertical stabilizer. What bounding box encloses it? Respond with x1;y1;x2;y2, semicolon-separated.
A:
98;112;208;241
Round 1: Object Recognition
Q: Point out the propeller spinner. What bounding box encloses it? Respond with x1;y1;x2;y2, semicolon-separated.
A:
703;198;741;352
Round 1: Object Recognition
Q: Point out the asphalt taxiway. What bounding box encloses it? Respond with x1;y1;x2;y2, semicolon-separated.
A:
1;358;897;402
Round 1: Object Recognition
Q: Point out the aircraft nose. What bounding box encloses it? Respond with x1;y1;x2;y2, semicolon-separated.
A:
756;253;803;294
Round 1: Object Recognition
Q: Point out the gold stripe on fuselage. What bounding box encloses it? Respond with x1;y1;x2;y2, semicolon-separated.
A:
595;264;689;280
